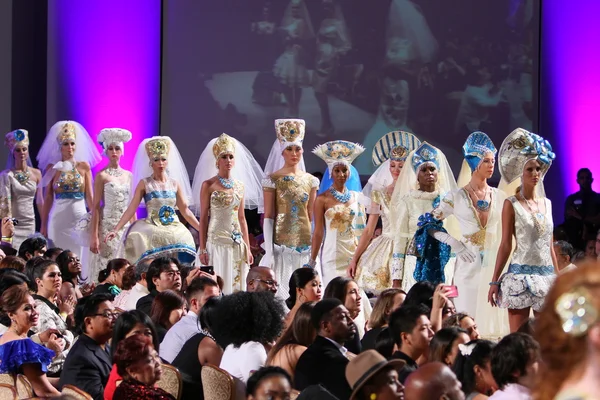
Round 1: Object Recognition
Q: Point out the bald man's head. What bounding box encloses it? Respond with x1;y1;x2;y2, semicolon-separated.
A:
246;266;278;294
404;362;464;400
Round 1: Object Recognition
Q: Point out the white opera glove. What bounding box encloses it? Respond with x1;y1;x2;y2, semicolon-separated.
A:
431;231;476;264
260;218;274;267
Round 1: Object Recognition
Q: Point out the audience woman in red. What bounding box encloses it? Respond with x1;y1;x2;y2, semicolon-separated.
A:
113;334;175;400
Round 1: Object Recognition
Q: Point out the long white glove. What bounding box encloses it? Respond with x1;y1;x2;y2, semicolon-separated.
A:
431;231;476;263
260;218;274;267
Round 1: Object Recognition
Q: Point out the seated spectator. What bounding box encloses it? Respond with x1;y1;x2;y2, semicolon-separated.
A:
267;301;316;379
488;333;539;400
125;258;152;310
113;265;137;310
285;268;322;327
160;276;220;363
137;257;182;316
104;310;160;400
246;366;292;400
18;235;47;260
0;255;26;272
429;327;471;366
554;240;576;273
172;297;223;400
0;286;60;397
389;305;434;383
44;247;63;260
404;362;464;400
150;290;186;342
403;281;436;310
295;298;356;399
59;293;116;400
246;266;278;294
58;250;92;300
93;258;130;299
374;327;396;359
214;291;285;383
443;312;481;340
113;334;175;400
0;269;31;332
345;350;405;400
361;288;405;351
452;339;497;399
585;237;597;260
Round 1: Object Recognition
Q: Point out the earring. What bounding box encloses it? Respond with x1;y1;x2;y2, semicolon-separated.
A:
370;394;377;400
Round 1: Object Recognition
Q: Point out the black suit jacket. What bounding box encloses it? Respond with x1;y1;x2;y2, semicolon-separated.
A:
294;336;352;400
59;334;112;400
136;290;158;316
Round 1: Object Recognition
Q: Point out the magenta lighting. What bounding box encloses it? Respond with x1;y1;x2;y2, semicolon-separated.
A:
542;0;600;195
49;0;161;172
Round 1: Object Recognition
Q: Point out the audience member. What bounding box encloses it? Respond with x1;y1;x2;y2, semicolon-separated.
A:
172;297;223;400
93;258;130;299
104;310;160;400
374;327;396;359
389;305;434;383
404;362;465;400
0;286;60;397
113;265;137;310
0;255;26;272
125;258;152;310
345;350;405;400
136;257;182;316
214;291;285;383
112;334;175;400
18;235;48;260
59;293;116;400
488;333;539;400
44;247;63;260
295;298;356;399
584;237;597;260
57;250;91;300
267;301;316;379
403;281;436;310
362;288;405;351
564;168;600;249
160;276;220;363
0;269;31;330
150;289;186;342
246;266;279;294
452;339;497;399
516;318;535;336
443;313;481;341
554;240;576;273
285;268;322;326
429;327;471;366
246;366;292;400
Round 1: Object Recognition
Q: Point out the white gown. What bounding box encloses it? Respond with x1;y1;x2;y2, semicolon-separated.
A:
0;171;37;249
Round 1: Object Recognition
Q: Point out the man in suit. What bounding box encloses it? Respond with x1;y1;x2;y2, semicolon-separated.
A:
59;293;117;400
136;257;183;316
294;298;356;399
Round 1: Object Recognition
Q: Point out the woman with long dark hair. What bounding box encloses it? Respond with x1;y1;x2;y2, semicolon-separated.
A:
150;290;186;342
428;327;470;366
93;258;131;300
452;339;497;399
285;268;322;326
324;276;363;352
57;249;91;300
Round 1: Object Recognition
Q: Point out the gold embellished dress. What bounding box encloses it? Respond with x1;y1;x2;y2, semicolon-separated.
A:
355;190;394;294
123;177;196;264
0;170;37;249
197;180;248;294
262;173;319;295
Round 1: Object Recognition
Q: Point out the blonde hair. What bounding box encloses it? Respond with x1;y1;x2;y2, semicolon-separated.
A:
368;288;405;329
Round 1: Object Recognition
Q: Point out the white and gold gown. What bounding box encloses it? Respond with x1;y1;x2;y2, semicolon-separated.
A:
123;177;195;264
0;171;37;249
197;180;248;294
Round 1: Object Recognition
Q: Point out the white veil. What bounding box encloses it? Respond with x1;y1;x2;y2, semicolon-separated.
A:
37;121;102;172
191;136;265;215
361;160;394;212
263;139;306;177
131;136;193;207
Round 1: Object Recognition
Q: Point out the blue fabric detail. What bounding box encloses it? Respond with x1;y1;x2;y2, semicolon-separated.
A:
392;253;405;259
413;213;451;285
0;338;55;374
411;143;439;172
281;244;310;253
158;205;176;225
465;155;482;172
55;192;84;200
108;285;121;297
508;263;554;276
136;243;196;264
432;195;441;209
144;190;176;203
462;131;497;171
318;165;362;195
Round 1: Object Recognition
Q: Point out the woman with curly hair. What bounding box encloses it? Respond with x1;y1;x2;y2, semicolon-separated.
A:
213;291;285;383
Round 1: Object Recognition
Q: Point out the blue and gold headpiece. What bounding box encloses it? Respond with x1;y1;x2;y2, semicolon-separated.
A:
313;140;365;177
463;131;497;172
555;286;598;336
499;128;556;184
5;129;29;152
372;131;421;167
275;119;305;152
145;137;170;160
411;142;439;172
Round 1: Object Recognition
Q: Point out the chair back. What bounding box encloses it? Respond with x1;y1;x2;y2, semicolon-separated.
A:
61;384;93;400
156;364;182;400
0;377;13;387
14;375;33;400
0;384;17;400
201;364;235;400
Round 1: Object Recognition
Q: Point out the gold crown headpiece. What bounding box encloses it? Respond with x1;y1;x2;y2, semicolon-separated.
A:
5;129;30;152
212;133;236;159
145;137;170;160
57;122;77;145
274;119;305;151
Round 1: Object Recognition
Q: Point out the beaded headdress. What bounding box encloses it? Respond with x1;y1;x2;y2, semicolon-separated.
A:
498;128;555;184
372;131;421;167
463;131;497;172
212;133;236;159
274;119;305;152
145;137;170;160
313;140;365;177
555;286;598;336
97;128;132;156
4;129;29;152
57;122;77;145
411;142;440;172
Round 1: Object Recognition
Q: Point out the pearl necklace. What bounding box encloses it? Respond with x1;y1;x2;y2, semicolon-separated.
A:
329;186;351;203
106;167;124;177
218;175;234;189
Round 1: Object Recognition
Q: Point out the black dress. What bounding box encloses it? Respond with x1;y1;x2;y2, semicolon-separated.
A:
171;332;210;400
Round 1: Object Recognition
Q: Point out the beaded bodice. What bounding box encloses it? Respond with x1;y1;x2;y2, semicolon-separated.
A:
207;180;244;245
143;177;180;226
509;196;553;267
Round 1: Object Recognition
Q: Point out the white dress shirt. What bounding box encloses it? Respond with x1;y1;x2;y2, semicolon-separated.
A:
220;341;267;383
489;383;531;400
124;282;150;311
159;310;201;363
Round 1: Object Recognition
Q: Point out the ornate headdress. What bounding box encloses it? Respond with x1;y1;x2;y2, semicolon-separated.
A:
57;122;77;145
4;129;29;152
372;131;421;167
411;142;440;172
313;140;365;177
555;286;598;336
97;128;132;156
498;128;555;184
275;119;305;152
145;137;171;160
463;131;497;172
212;133;236;159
